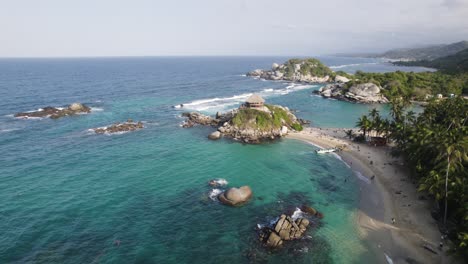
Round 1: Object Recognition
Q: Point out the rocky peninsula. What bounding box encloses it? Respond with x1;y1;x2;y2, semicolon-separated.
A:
182;95;305;143
314;83;389;103
247;58;390;104
14;103;91;119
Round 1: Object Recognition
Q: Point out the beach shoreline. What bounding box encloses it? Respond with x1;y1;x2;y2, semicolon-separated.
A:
287;127;454;264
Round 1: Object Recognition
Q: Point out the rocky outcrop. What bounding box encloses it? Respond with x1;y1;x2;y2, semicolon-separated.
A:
247;58;334;83
181;112;218;128
315;83;389;104
218;186;253;206
335;75;351;83
92;119;144;134
14;103;91;119
182;105;306;144
258;214;310;248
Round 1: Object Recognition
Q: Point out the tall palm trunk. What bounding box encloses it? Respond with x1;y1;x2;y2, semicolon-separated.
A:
444;155;450;226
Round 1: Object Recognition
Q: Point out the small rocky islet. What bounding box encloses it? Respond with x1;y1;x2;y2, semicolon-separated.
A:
92;119;144;134
247;58;389;104
14;103;91;119
182;94;306;144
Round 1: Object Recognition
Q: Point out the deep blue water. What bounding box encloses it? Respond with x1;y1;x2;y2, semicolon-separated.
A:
0;57;430;263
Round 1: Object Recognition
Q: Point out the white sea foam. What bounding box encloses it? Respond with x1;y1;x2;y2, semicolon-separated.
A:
332;153;351;168
384;253;393;264
0;128;19;133
354;170;371;184
291;207;306;221
175;83;318;113
330;62;378;69
209;189;223;201
90;107;104;112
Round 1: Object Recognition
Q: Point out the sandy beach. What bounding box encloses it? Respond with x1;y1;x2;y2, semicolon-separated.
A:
287;127;455;264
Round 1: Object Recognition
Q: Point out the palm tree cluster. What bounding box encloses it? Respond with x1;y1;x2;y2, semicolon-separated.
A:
357;97;468;254
356;108;391;141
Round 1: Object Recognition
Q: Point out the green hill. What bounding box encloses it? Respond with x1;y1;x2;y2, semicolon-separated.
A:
394;48;468;74
378;41;468;60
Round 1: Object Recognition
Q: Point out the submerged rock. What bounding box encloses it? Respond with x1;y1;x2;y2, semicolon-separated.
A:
14;103;91;119
93;120;144;134
218;186;253;206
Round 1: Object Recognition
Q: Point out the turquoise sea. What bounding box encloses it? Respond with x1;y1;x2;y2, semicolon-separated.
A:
0;57;432;263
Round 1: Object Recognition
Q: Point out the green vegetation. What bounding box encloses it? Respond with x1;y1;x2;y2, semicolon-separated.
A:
344;70;468;100
281;58;334;78
231;104;302;131
377;40;468;60
355;98;468;256
394;48;468;75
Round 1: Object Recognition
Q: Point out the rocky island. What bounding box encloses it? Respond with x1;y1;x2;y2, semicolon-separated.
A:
14;103;91;119
182;95;305;143
92;119;144;134
246;58;390;104
247;58;339;83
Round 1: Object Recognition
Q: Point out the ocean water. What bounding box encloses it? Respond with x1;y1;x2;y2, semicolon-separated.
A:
0;57;430;263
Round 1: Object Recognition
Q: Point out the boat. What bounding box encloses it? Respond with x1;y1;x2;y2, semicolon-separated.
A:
316;148;337;154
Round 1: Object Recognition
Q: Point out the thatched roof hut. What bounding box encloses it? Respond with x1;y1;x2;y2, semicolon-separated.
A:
246;94;265;108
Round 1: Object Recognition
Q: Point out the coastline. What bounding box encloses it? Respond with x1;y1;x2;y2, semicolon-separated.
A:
287;127;454;264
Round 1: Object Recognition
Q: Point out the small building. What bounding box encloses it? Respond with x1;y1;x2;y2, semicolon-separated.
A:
246;94;265;108
370;136;387;146
436;94;443;99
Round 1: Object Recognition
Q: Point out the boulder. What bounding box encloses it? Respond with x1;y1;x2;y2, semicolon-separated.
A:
280;126;288;136
218;186;252;206
335;75;350;83
208;131;221;140
272;63;280;70
259;213;311;248
68;102;87;111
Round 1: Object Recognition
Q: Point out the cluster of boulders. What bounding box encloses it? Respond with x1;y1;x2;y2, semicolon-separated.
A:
182;105;306;144
315;83;389;104
92;119;144;134
181;112;218;128
218;186;253;206
247;62;331;83
259;214;310;248
14;103;91;119
258;205;323;248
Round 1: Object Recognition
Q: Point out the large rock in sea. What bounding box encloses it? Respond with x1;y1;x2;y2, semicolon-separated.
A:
258;213;311;248
92;120;144;134
14;103;91;119
208;131;221;140
218;186;253;206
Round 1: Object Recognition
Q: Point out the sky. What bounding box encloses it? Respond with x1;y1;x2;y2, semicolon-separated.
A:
1;0;467;57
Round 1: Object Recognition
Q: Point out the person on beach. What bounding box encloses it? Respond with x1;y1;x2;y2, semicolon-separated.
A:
391;218;396;224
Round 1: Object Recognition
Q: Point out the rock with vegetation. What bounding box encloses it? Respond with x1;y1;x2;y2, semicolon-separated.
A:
181;104;304;143
247;58;336;83
93;119;144;134
14;103;91;119
218;186;253;206
316;83;389;103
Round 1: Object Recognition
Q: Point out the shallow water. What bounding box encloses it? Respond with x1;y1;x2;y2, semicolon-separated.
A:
0;57;427;263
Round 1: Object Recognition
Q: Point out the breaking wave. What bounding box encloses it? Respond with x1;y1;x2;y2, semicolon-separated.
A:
330;62;378;69
209;189;223;201
175;83;318;113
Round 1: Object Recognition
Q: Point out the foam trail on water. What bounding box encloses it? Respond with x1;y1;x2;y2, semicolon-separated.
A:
330;62;378;69
175;83;318;113
384;253;393;264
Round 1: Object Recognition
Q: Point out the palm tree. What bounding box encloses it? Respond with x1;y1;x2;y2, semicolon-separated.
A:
344;129;355;140
356;115;371;140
